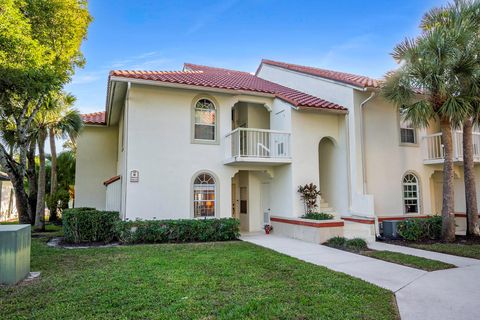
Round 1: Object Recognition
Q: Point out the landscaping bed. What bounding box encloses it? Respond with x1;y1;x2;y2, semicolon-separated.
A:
385;237;480;260
0;233;399;320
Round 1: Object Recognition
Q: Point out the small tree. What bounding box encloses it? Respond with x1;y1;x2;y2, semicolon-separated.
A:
297;183;321;214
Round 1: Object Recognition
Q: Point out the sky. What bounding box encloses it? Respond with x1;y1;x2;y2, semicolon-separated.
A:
66;0;448;115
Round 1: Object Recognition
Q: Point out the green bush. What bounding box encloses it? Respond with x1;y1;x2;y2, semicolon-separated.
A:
301;212;334;220
325;236;347;248
117;218;240;244
345;238;368;251
397;216;442;241
46;189;70;222
63;208;120;243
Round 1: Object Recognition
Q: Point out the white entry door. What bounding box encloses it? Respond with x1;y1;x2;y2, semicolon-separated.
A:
261;183;271;225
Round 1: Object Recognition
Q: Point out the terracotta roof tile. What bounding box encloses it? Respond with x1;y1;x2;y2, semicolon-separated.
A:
81;111;106;125
108;63;347;112
259;59;380;89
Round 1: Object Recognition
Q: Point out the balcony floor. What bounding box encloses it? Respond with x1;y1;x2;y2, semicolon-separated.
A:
224;156;292;166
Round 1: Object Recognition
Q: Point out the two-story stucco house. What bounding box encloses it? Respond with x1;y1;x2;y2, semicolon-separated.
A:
75;60;480;241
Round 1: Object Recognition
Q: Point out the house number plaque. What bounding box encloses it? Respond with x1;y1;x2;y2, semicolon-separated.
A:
130;170;139;182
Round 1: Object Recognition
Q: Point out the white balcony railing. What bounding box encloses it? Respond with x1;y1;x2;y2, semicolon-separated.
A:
225;128;291;164
422;131;480;163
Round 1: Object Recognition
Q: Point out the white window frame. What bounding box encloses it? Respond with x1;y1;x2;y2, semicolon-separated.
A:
191;95;219;145
191;171;219;218
402;172;420;214
398;110;417;146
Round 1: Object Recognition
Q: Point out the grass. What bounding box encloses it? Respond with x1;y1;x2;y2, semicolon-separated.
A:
407;242;480;260
363;251;455;271
0;233;399;319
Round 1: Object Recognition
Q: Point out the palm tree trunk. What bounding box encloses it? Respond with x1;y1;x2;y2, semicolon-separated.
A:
27;140;37;217
49;128;57;195
463;119;480;237
34;129;47;231
441;120;456;241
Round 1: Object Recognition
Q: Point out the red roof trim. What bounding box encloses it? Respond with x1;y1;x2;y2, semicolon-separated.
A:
81;111;106;125
108;63;347;112
271;217;344;228
259;59;380;89
103;175;121;186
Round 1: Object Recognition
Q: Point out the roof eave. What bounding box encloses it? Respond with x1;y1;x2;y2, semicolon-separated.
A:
109;76;277;99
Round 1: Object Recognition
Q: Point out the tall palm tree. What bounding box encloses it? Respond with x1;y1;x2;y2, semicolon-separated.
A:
382;21;473;241
421;0;480;237
48;93;77;196
33;92;83;231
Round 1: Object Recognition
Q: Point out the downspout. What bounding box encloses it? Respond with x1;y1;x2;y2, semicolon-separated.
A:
359;91;376;194
123;82;131;221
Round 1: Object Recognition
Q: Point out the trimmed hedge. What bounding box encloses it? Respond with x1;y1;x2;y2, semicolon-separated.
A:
397;216;442;241
325;236;368;252
301;212;334;220
117;218;240;244
63;208;120;244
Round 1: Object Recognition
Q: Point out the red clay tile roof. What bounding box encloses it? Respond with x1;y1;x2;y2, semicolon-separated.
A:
108;63;347;112
81;111;106;125
259;59;380;89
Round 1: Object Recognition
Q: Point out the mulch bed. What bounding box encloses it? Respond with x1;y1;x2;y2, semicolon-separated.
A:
383;235;480;246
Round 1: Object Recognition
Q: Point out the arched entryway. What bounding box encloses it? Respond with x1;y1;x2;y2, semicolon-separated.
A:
318;136;347;214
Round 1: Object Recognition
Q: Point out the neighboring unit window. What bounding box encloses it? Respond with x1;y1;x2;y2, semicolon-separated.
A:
194;98;216;141
399;114;416;144
193;173;216;218
403;173;419;213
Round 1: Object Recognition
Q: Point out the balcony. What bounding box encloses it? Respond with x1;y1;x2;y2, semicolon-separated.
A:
224;128;292;165
422;131;480;164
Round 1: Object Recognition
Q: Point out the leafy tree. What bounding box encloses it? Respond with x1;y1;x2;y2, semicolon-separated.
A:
0;0;91;223
382;8;476;241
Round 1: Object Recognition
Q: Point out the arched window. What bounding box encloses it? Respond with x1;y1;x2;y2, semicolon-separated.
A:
194;98;216;141
403;173;420;213
193;172;216;218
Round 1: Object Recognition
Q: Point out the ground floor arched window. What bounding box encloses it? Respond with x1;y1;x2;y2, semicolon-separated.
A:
193;172;216;218
403;172;419;213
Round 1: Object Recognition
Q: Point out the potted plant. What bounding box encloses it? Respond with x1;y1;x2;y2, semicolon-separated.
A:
264;224;273;234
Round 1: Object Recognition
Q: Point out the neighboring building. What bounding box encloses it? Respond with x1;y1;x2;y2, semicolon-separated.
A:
0;172;17;222
75;60;477;240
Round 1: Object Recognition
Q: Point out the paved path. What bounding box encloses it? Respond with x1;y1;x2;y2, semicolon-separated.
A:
241;234;480;320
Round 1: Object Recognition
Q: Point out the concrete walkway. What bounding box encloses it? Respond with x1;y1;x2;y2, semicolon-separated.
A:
241;234;480;320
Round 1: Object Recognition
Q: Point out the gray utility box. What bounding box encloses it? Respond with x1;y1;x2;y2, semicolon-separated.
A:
383;220;400;239
0;224;31;285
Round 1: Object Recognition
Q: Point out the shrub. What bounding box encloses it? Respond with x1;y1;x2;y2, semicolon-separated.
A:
302;212;334;220
117;218;240;244
345;238;368;251
325;236;347;248
63;209;120;243
46;189;70;222
297;183;321;214
397;216;442;241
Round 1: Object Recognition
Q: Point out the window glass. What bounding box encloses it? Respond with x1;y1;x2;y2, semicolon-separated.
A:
193;173;216;217
403;173;419;213
194;99;216;140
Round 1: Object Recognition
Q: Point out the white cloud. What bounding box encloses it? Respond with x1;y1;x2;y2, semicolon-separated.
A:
187;0;239;34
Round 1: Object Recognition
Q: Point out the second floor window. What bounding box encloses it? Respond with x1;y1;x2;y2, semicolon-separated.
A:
400;116;416;144
194;98;216;141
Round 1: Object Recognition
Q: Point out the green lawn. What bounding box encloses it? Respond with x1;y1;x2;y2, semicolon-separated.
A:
363;250;455;271
0;234;399;320
407;242;480;260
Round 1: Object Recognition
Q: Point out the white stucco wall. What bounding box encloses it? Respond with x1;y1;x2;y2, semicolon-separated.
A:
258;64;371;216
290;110;348;217
123;84;279;220
75;126;118;210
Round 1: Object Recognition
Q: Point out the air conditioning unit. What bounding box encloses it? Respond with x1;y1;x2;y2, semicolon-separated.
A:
382;220;400;239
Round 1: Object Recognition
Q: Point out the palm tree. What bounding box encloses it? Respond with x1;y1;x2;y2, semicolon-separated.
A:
33;92;83;231
382;19;473;241
421;0;480;237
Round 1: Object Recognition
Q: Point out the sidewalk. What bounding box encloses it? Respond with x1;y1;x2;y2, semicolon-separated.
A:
241;233;480;320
